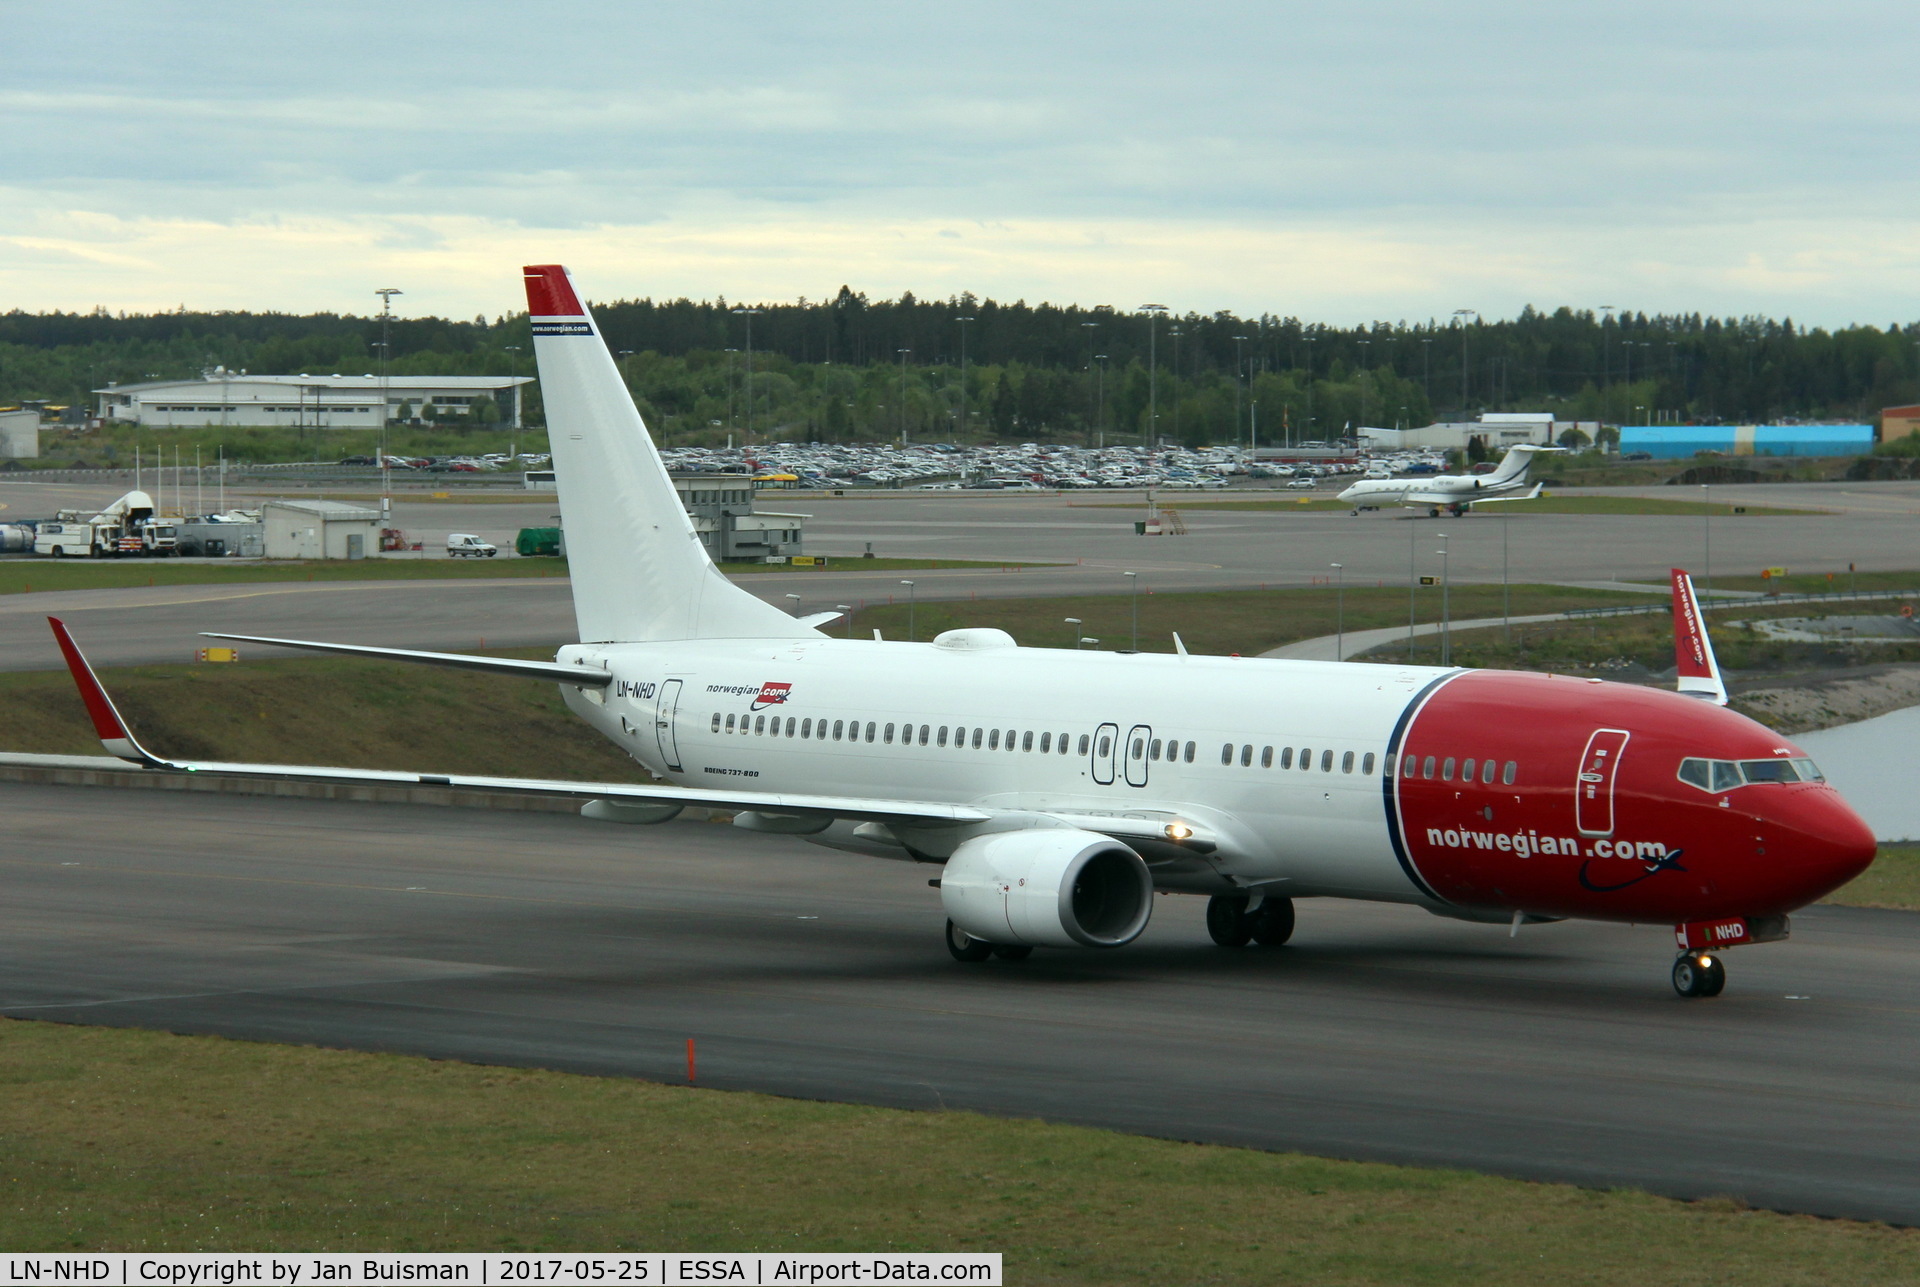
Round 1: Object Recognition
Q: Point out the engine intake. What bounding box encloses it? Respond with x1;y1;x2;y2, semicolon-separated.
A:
941;829;1153;949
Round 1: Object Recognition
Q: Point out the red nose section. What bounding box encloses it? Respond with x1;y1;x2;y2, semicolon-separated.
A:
523;264;584;317
1745;785;1878;913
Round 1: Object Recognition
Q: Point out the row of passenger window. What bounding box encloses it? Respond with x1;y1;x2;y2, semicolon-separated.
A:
713;710;1084;754
1403;754;1519;785
1217;743;1380;776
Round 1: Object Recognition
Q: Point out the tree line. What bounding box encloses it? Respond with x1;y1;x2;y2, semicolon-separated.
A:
2;291;1916;445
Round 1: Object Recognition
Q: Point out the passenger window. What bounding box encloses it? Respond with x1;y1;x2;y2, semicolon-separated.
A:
1423;756;1437;779
1321;749;1334;772
1041;732;1052;753
1079;734;1091;755
1261;746;1273;768
1342;751;1354;773
1099;735;1113;757
1481;760;1495;785
1300;748;1312;770
1442;756;1455;781
866;721;877;743
1149;739;1162;761
711;713;721;732
726;714;737;733
833;719;845;741
1280;747;1294;769
920;725;930;746
1184;741;1195;763
1364;752;1377;775
937;726;949;747
884;723;895;744
755;716;766;735
785;717;796;737
1502;760;1517;785
1135;737;1148;761
989;729;1001;751
1461;757;1476;782
1022;731;1033;752
1239;744;1252;767
1221;743;1233;765
972;728;984;749
1006;729;1017;752
802;718;813;738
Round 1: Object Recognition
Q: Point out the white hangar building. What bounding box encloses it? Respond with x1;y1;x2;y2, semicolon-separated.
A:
93;373;534;430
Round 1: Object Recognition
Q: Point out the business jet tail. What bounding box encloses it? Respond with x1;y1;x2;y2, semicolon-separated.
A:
524;264;814;644
1484;443;1565;487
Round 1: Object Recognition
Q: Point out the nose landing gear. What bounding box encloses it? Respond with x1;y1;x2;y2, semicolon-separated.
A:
1206;894;1295;947
1672;952;1727;998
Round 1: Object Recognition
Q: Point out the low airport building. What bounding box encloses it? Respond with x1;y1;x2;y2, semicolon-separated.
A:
674;473;808;563
1619;424;1874;459
1879;404;1920;442
1361;413;1586;452
260;498;382;559
94;372;534;430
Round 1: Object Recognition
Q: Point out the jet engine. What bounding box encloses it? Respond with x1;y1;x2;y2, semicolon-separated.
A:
940;829;1153;949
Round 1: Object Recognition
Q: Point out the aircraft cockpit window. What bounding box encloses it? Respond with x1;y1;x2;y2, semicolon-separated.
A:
1740;759;1801;784
1678;758;1712;790
1793;757;1825;781
1711;760;1741;791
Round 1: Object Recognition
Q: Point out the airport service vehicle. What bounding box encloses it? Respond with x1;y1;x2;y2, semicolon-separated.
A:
32;490;172;558
46;264;1876;999
446;533;498;558
1338;445;1561;516
33;520;95;558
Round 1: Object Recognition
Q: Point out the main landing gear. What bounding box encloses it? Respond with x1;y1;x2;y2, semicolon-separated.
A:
1205;894;1294;947
945;920;1033;963
1672;952;1727;998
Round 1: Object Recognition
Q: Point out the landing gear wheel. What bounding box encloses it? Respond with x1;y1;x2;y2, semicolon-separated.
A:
1251;896;1296;946
1428;507;1441;517
1206;895;1253;947
945;919;994;962
992;944;1033;961
1672;953;1726;998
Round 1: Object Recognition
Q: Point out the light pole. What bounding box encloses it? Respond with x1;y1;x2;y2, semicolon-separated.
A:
955;317;975;438
1408;514;1417;660
1303;334;1316;441
1094;355;1109;446
1124;571;1139;651
1168;326;1183;443
1082;322;1099;445
1140;304;1168;445
785;592;801;617
1502;514;1512;644
1452;309;1478;414
1357;338;1371;431
731;307;763;443
1437;533;1452;666
503;344;521;439
1701;483;1711;598
1420;336;1433;406
896;348;911;443
1599;304;1617;405
1233;335;1249;450
901;580;917;642
1065;617;1083;650
376;287;402;515
1331;563;1345;661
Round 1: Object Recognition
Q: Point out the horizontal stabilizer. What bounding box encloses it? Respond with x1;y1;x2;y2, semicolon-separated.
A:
797;611;843;629
198;632;613;686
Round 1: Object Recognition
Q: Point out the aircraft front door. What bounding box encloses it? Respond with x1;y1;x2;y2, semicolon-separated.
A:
1575;728;1630;836
1091;722;1119;785
1124;724;1152;787
655;678;685;772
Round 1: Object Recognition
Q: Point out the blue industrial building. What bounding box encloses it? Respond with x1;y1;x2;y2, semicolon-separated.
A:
1619;424;1873;459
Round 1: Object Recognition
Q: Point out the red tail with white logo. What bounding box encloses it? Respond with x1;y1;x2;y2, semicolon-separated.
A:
1671;568;1726;705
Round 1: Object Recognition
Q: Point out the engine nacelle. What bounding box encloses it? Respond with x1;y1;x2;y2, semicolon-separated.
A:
941;829;1153;949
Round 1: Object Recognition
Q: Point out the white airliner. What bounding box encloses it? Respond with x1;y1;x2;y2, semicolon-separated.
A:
1337;444;1563;516
46;266;1873;998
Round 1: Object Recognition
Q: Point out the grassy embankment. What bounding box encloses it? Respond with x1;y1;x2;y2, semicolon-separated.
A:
1;1019;1916;1280
1841;844;1920;909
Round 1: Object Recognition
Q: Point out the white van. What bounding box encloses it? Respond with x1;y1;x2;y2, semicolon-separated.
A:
33;522;95;558
446;533;498;558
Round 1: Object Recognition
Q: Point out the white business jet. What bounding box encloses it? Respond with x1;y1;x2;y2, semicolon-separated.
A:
1338;444;1564;516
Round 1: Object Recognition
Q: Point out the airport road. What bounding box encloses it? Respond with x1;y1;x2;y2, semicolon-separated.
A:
3;781;1916;1224
4;478;1920;671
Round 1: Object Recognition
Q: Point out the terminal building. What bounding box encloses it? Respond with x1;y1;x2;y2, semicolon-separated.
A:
93;372;533;430
1360;413;1586;453
1618;424;1874;459
674;473;809;563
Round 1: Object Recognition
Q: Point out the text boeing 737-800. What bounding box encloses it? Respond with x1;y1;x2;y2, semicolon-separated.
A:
46;265;1876;998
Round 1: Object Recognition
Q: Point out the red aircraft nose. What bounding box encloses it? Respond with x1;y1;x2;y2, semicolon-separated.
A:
1739;785;1877;914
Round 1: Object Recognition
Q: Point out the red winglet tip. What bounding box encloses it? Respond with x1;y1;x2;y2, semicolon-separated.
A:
523;264;584;317
46;616;129;742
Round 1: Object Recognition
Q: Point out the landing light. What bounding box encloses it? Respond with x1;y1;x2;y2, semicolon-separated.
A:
1164;821;1193;842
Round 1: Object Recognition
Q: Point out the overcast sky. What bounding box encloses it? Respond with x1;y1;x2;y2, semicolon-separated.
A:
4;1;1916;326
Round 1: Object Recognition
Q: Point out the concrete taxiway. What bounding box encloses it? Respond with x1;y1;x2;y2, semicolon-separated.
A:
4;781;1917;1225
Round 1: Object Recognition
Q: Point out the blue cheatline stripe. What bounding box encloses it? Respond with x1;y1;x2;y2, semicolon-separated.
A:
1381;670;1465;903
532;322;594;336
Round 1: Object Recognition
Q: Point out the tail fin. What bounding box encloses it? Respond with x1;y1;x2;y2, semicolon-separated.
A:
1485;443;1564;486
1670;568;1727;704
525;265;812;644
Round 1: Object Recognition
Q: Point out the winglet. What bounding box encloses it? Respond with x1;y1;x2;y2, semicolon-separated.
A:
46;617;167;765
1670;570;1727;705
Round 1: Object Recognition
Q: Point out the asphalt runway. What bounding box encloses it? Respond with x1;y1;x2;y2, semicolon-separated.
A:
5;781;1918;1224
4;477;1920;671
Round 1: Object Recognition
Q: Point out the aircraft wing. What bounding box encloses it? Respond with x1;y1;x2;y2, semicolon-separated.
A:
50;617;985;827
201;632;615;686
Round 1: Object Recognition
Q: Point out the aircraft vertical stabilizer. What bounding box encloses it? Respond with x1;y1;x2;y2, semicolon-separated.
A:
524;264;813;644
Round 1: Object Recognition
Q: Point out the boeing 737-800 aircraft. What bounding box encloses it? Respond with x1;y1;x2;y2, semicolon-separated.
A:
48;265;1875;999
1338;444;1563;516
